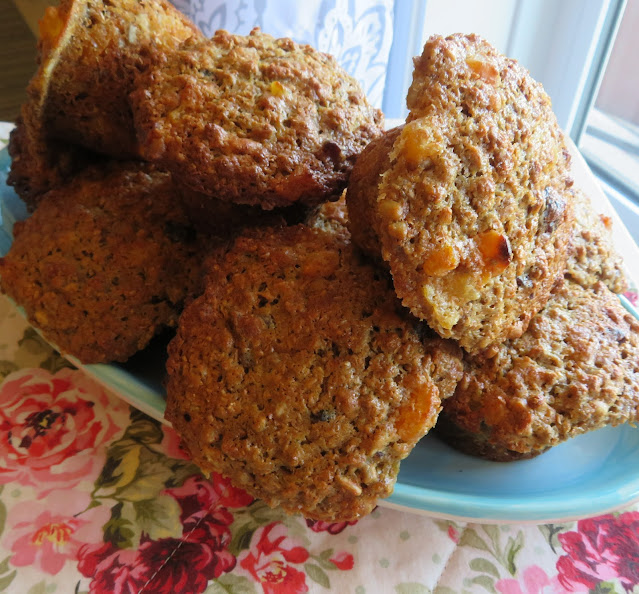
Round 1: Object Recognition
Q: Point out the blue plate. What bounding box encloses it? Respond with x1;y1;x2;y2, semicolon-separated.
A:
2;145;639;523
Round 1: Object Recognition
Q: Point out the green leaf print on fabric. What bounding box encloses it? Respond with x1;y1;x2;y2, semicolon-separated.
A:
0;556;16;593
103;501;136;549
93;409;199;501
592;582;621;594
305;562;331;588
25;580;55;594
469;558;500;579
459;526;524;577
204;574;258;593
17;328;72;374
124;495;183;541
470;574;497;593
0;487;6;537
90;410;200;548
0;361;19;380
228;502;300;557
539;522;573;554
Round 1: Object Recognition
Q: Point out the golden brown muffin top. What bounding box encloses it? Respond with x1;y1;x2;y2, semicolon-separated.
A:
370;34;574;352
31;0;201;157
131;28;384;209
165;224;462;520
0;161;206;363
443;279;639;455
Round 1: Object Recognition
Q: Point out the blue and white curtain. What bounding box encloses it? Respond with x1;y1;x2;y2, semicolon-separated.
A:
170;0;395;109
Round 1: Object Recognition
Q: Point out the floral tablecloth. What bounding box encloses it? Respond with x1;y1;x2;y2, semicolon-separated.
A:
1;296;639;594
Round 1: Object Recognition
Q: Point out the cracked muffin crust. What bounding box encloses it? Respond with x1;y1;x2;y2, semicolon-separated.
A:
436;279;639;460
348;34;574;352
165;224;463;520
0;162;206;363
131;28;384;210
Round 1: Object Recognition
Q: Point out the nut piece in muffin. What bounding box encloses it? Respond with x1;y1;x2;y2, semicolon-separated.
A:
436;279;639;461
29;0;201;158
0;162;207;364
131;28;384;210
347;34;574;352
165;224;463;521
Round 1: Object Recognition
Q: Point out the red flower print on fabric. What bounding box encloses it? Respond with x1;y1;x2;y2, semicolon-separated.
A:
305;518;357;535
328;551;354;571
239;522;310;594
0;368;127;494
78;474;238;593
165;474;253;523
557;512;639;592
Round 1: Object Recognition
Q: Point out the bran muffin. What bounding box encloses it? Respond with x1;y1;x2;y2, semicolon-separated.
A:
130;28;384;210
29;0;201;157
165;224;463;520
0;162;207;364
349;34;574;352
436;279;639;461
7;111;99;211
566;189;627;294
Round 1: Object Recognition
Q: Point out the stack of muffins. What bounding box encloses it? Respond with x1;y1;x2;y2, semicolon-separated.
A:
1;0;638;522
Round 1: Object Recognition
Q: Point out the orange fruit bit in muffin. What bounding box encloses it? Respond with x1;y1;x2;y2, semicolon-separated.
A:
466;56;501;85
476;229;512;274
395;380;440;443
421;244;460;276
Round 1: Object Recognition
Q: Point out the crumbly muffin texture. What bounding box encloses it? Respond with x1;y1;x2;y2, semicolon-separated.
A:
31;0;201;157
305;192;350;241
353;34;574;352
0;162;206;363
438;279;639;460
165;224;463;520
566;189;627;294
131;28;384;209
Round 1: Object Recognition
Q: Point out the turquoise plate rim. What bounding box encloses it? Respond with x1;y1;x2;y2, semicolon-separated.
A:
2;145;639;524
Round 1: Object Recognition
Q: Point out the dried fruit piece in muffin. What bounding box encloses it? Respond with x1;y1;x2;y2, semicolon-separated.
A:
29;0;201;157
0;162;207;363
131;28;384;209
348;34;574;352
436;279;639;461
165;224;462;521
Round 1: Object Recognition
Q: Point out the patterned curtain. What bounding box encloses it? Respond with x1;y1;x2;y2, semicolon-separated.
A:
170;0;394;109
